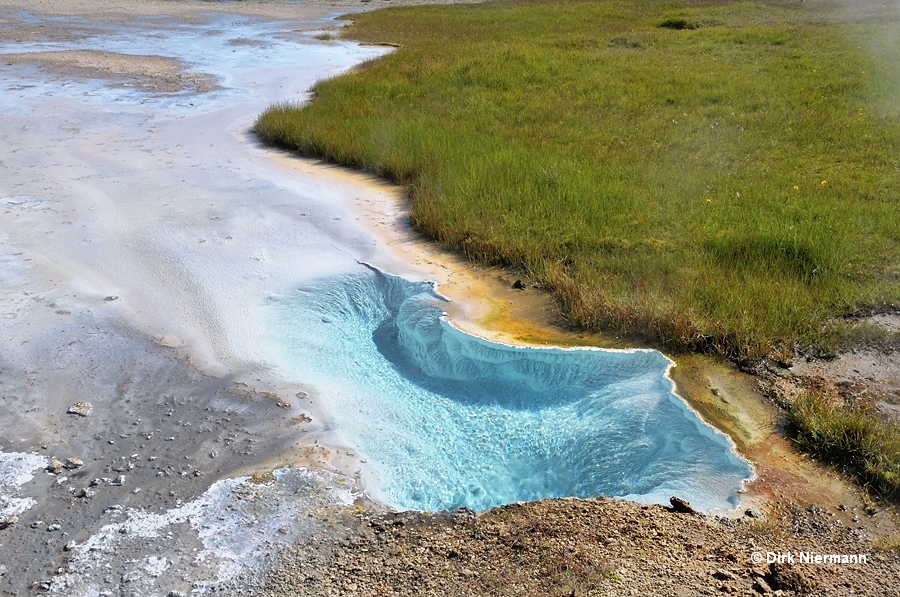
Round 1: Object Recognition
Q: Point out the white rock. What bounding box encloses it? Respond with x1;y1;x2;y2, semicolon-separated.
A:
67;402;93;416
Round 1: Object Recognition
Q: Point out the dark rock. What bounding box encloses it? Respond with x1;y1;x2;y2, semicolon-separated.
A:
767;562;817;593
0;516;18;530
669;496;696;514
512;279;525;289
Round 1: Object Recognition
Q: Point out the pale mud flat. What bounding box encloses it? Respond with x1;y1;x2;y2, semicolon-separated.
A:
0;1;466;594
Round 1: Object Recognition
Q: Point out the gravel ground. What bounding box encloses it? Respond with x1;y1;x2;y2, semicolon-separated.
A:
261;497;900;596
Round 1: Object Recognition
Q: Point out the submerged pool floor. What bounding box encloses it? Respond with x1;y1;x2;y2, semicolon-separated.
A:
272;266;752;512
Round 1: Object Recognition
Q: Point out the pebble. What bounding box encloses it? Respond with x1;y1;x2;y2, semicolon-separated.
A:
67;401;93;416
46;459;66;474
64;457;84;470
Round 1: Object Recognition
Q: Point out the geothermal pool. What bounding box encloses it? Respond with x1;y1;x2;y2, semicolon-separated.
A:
1;8;751;520
270;267;752;512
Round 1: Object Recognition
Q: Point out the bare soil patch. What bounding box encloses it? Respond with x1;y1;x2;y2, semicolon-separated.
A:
2;49;219;92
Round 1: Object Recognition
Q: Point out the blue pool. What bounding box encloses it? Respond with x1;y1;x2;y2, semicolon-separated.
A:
271;266;752;512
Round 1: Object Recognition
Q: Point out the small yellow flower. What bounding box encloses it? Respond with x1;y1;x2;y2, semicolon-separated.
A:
793;185;799;191
820;180;827;186
706;197;711;202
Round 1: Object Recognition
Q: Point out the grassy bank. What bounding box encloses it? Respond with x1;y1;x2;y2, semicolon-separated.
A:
256;0;900;361
789;392;900;500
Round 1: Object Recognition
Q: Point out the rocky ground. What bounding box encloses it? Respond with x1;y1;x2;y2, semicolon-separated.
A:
260;496;899;597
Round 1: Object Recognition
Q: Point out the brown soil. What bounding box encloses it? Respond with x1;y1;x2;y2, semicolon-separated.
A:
261;497;900;596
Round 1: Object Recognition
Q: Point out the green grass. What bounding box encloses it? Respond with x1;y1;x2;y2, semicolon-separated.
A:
788;392;900;500
255;0;900;360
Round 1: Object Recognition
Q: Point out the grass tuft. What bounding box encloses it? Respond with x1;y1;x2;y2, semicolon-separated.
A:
788;392;900;501
658;16;699;30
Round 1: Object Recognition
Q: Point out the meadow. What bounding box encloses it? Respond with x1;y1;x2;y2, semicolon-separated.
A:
256;0;900;496
257;0;900;361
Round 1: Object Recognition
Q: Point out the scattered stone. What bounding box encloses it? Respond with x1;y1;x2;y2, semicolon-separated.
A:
46;524;61;532
89;478;103;487
669;496;697;514
46;459;66;474
30;520;44;529
64;457;84;470
512;279;525;289
744;508;763;519
64;540;77;552
0;516;19;530
104;295;119;301
67;401;93;416
753;575;773;594
110;475;126;486
75;488;95;499
713;569;736;581
0;565;6;577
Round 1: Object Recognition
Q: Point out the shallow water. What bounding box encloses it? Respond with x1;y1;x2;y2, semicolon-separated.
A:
271;267;753;512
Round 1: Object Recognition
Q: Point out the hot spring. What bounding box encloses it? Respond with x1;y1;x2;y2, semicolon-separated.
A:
270;265;753;512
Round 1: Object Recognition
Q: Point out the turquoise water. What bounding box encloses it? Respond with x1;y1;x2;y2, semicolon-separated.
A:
273;266;752;512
